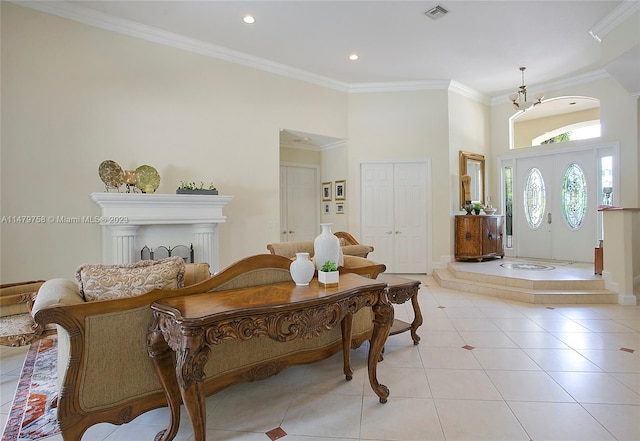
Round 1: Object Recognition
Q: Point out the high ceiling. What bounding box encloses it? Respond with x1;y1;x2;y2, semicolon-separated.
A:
30;0;626;97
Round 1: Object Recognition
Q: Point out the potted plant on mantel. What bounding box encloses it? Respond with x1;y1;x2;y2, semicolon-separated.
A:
176;181;218;195
318;260;339;288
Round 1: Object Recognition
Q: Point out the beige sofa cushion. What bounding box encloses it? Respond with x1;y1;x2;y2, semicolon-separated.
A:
76;256;186;302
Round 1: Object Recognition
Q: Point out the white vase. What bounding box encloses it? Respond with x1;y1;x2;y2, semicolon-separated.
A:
313;223;342;270
290;252;315;286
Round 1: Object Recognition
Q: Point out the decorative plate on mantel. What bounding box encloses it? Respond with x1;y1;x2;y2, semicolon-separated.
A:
98;160;124;190
135;165;160;193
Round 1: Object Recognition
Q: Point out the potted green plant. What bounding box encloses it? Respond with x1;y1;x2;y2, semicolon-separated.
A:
473;202;483;215
176;181;218;195
318;260;339;288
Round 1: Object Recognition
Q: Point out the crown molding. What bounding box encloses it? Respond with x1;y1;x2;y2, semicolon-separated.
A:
448;81;491;105
11;1;620;103
12;0;351;93
348;80;451;94
490;69;610;106
589;0;639;42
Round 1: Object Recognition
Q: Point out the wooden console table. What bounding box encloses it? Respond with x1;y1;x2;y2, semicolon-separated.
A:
146;274;394;441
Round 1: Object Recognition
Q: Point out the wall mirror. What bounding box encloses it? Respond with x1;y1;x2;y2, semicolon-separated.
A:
459;151;485;207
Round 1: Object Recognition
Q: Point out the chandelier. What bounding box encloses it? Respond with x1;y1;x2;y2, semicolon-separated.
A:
509;67;544;111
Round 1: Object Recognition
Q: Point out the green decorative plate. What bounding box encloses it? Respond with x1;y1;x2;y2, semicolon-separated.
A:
135;165;160;193
98;160;124;190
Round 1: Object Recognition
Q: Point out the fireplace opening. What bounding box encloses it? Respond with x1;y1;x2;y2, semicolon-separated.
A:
141;244;194;263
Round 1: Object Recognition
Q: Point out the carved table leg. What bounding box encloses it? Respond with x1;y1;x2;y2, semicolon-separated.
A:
146;315;182;441
341;313;354;380
368;293;394;403
409;293;423;345
176;334;211;441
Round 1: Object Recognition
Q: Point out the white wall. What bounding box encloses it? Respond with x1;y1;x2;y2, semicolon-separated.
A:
1;3;348;281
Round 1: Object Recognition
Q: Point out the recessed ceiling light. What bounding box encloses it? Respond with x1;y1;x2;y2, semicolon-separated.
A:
348;54;359;61
242;15;255;24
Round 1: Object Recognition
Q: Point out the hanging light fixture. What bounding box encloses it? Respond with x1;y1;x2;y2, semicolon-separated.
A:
509;67;544;111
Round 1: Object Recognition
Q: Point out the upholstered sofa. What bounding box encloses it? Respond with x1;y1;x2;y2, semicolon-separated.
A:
0;280;55;346
32;254;381;441
267;231;385;278
267;231;374;259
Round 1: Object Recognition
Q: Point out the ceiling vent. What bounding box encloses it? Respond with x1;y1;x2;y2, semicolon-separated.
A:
425;5;448;20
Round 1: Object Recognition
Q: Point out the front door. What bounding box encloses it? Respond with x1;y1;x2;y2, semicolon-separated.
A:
515;149;597;262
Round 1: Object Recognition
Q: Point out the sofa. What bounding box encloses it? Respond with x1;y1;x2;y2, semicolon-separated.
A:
32;254;380;441
0;280;55;346
267;231;385;278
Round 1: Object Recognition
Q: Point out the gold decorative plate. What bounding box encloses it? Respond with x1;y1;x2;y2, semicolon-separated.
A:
135;165;160;193
98;160;124;189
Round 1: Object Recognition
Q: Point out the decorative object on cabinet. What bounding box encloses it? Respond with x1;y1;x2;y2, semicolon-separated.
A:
455;214;504;261
318;260;339;287
459;151;485;207
134;165;160;193
335;180;346;200
483;206;497;215
322;182;332;201
176;181;218;194
289;252;316;286
98;160;125;192
313;223;343;269
473;203;483;215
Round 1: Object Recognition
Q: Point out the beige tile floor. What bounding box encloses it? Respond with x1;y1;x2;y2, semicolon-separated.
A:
1;270;639;441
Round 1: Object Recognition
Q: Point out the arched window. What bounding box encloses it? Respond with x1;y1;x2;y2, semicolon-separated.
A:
511;97;600;149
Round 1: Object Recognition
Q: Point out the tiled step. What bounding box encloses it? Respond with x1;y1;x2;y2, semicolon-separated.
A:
433;266;617;304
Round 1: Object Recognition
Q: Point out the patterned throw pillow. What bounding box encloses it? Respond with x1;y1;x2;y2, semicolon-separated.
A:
75;256;186;302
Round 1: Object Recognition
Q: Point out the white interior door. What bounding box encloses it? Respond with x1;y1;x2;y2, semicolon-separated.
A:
393;163;427;273
361;162;427;273
280;165;318;242
515;150;597;262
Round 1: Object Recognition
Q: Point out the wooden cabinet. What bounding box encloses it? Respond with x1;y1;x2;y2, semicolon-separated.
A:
455;215;504;261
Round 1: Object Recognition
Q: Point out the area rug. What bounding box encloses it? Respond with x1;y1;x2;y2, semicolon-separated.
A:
2;336;60;441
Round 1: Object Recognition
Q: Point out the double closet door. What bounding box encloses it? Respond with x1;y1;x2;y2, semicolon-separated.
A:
360;162;428;273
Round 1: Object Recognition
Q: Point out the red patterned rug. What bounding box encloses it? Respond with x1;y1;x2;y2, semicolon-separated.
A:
2;336;60;441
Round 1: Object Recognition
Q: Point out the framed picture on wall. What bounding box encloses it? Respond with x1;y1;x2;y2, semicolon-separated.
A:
323;203;330;214
336;202;345;214
335;180;346;200
322;182;332;201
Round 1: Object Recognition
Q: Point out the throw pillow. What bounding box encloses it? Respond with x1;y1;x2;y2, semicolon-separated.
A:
76;256;186;302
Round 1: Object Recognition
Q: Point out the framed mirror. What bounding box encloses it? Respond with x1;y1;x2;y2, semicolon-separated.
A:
459;151;485;207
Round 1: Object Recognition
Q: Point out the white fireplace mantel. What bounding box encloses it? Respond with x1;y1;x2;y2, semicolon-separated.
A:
91;192;233;272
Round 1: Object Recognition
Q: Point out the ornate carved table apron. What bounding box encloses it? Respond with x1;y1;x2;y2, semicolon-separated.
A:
146;273;393;441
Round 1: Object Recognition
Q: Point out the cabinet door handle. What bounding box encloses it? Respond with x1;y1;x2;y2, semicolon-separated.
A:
386;231;393;234
395;231;401;234
289;230;294;234
547;213;552;224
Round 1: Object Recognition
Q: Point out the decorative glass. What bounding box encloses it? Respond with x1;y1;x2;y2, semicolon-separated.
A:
561;163;587;229
523;168;545;229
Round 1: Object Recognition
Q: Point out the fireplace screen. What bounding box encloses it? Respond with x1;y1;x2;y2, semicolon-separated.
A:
141;244;194;263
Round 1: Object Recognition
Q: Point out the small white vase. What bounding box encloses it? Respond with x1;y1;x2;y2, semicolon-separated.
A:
290;252;315;286
313;223;342;270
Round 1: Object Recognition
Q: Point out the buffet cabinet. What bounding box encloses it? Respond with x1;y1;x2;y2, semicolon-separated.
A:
455;215;504;261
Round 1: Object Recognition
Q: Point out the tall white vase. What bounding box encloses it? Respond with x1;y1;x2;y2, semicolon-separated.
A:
313;223;342;270
290;252;315;286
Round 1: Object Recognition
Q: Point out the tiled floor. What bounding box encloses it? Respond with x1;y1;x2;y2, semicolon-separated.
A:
1;270;639;441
